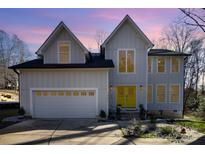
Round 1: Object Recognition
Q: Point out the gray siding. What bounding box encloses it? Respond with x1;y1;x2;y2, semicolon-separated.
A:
148;56;184;111
43;28;85;64
105;20;150;110
19;69;109;116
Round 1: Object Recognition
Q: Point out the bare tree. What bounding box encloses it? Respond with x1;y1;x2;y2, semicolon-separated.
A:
0;29;32;89
156;23;205;113
95;30;107;52
179;8;205;33
157;23;195;53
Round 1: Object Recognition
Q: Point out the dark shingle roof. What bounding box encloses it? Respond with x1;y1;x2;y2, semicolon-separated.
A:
148;49;191;56
9;55;114;69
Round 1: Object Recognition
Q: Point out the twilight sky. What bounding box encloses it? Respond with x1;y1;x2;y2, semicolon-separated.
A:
0;8;183;53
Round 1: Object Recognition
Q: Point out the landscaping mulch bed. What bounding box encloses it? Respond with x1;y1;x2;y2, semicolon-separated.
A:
119;118;205;145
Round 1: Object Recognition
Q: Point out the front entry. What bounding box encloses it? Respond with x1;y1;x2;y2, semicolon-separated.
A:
116;86;136;108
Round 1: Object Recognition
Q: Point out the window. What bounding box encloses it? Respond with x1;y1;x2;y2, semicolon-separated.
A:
127;50;134;72
118;49;135;73
50;91;57;96
42;91;49;96
157;57;165;73
58;91;64;96
73;91;79;96
171;57;179;73
147;85;153;103
170;85;179;102
66;91;71;96
148;57;152;73
35;91;41;96
119;50;126;73
89;91;95;96
157;85;166;103
81;91;87;96
59;42;69;64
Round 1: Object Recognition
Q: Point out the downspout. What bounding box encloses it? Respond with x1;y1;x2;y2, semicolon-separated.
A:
182;56;188;119
13;69;20;107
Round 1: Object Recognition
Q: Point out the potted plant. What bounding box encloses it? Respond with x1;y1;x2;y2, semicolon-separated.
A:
18;107;25;119
139;104;146;120
98;110;107;121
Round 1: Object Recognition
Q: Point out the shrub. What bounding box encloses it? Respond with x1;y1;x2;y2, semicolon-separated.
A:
122;120;142;137
18;107;25;115
197;95;205;120
139;104;146;120
99;110;106;118
116;105;121;120
159;126;173;136
150;115;156;124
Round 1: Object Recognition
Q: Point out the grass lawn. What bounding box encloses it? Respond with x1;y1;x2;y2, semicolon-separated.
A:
0;109;19;129
176;115;205;134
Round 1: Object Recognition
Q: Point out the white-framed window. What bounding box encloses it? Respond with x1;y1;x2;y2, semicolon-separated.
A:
156;84;166;103
157;57;166;73
118;49;135;73
147;84;153;103
170;57;180;73
58;41;70;64
148;57;152;73
169;84;180;103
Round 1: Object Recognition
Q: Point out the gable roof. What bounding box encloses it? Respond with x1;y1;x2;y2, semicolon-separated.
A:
9;53;114;70
148;49;191;56
36;21;89;55
102;15;154;48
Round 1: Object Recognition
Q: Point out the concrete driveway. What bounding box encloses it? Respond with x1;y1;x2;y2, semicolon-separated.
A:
0;119;132;145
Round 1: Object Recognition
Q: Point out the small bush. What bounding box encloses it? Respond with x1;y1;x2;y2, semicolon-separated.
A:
18;107;25;115
99;110;106;118
116;105;121;120
159;126;172;136
197;95;205;120
150;115;156;123
122;120;142;137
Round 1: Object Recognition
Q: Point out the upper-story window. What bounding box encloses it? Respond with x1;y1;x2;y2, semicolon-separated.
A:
148;57;152;73
118;49;135;73
171;57;180;73
157;57;165;73
58;41;70;64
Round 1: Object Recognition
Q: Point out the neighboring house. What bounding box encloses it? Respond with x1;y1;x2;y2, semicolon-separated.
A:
9;15;190;118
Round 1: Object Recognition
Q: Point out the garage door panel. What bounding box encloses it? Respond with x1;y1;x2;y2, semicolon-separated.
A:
32;89;97;118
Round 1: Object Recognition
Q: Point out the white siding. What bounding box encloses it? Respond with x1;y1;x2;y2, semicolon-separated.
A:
105;20;149;110
19;69;109;116
148;56;184;111
43;28;85;64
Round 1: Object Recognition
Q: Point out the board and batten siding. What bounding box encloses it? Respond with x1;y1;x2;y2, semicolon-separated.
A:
104;20;150;110
43;28;85;64
19;69;109;116
148;56;184;111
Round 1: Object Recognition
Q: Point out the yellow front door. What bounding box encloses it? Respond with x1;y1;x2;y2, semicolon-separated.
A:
116;86;136;108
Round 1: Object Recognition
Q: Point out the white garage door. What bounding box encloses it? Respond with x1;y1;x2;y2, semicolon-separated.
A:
32;89;97;118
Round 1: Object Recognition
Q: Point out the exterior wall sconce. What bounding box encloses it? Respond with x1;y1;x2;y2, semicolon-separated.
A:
139;85;144;91
109;85;113;91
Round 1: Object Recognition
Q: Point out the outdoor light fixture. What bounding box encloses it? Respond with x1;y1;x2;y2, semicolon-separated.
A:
139;85;144;91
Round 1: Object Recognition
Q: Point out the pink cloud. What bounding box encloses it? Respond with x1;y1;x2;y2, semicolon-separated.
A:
4;25;53;45
77;35;97;50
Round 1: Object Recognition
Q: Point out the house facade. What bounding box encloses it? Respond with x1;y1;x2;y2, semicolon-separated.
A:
10;15;190;118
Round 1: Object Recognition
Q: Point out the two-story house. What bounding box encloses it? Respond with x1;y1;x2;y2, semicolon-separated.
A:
9;15;190;118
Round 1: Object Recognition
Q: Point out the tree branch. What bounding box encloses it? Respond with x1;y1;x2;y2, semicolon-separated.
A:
179;8;205;33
